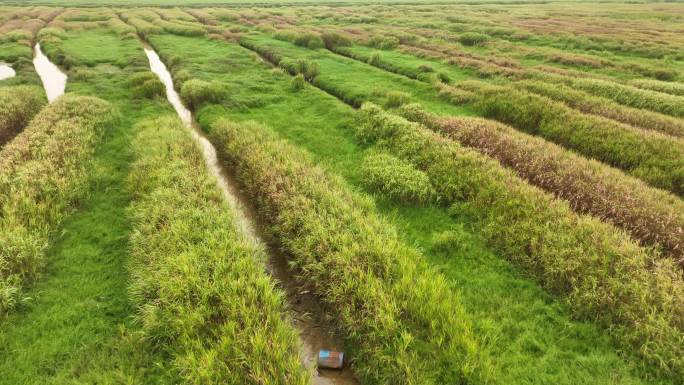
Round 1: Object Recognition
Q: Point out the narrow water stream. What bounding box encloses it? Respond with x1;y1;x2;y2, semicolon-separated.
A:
0;62;15;81
143;45;359;385
33;43;67;102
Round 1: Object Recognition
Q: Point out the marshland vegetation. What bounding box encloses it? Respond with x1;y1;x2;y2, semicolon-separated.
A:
1;2;683;385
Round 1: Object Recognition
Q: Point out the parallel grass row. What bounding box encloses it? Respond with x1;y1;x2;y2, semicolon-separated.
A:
0;95;116;315
143;34;658;383
397;103;684;264
357;103;684;379
0;85;46;146
118;9;205;37
332;46;424;81
517;79;684;138
238;39;369;106
127;116;310;385
629;79;684;97
209;119;491;385
537;75;684;118
237;37;462;115
398;44;521;79
461;82;684;196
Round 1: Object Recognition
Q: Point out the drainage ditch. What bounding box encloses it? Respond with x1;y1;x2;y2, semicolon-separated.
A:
33;42;67;102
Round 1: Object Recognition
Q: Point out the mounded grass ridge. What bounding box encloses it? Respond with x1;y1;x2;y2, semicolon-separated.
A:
127;116;310;384
357;103;684;379
465;82;684;196
0;94;117;315
397;103;684;265
209;118;492;385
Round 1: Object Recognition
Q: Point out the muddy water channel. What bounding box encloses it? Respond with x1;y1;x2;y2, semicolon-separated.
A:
0;62;15;81
143;45;359;385
33;43;67;102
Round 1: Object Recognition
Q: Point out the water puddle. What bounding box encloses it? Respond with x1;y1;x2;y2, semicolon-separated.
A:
33;43;67;102
0;62;16;81
143;45;358;385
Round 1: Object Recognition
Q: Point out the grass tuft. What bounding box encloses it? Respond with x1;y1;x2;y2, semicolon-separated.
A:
361;150;436;204
180;78;225;109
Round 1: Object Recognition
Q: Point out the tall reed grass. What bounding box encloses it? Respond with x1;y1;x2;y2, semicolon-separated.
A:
357;103;684;379
0;85;46;146
547;76;684;118
0;95;116;315
127;116;310;384
209;119;492;385
517;79;684;138
398;103;684;264
629;79;684;97
465;82;684;196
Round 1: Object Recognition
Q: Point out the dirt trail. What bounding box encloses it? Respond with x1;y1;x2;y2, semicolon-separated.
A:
143;44;359;385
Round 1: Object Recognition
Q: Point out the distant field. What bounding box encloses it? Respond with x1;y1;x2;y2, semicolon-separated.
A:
0;0;644;5
1;2;683;385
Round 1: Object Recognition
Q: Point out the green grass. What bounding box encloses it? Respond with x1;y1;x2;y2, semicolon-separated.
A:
0;42;31;64
43;30;145;69
0;28;177;384
335;43;477;84
2;4;683;384
240;34;475;115
357;103;684;379
148;33;659;385
0;115;169;383
0;41;40;85
127;117;310;384
0;85;46;146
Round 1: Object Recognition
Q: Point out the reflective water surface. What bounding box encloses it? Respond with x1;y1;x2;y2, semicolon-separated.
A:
33;43;67;102
0;63;15;81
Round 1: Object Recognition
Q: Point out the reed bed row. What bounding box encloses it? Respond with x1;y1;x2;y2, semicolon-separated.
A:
629;79;684;97
460;81;684;196
127;116;310;385
357;103;684;378
331;46;423;81
119;10;205;37
209;119;491;385
0;95;116;315
517;79;684;138
397;103;684;264
536;74;684;118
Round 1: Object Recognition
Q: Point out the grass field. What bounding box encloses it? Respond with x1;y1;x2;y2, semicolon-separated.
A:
1;2;683;384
